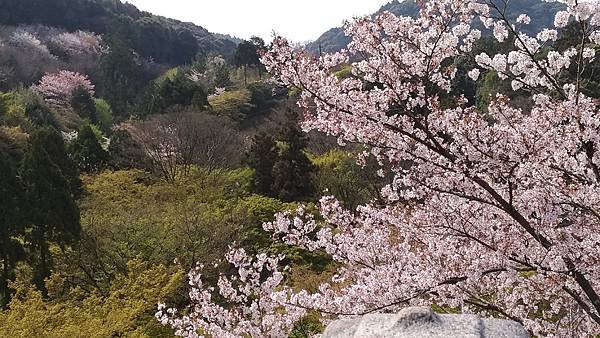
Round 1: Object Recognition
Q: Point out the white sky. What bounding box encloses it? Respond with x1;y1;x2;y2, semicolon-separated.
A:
122;0;390;42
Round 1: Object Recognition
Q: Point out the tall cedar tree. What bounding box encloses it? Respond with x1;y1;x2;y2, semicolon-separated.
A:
247;132;277;196
97;37;140;115
20;128;81;292
0;149;25;309
107;129;152;170
31;127;82;198
69;124;109;173
247;113;315;201
156;71;208;111
271;112;315;202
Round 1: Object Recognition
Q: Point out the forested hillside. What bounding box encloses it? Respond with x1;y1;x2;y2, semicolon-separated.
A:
0;0;237;64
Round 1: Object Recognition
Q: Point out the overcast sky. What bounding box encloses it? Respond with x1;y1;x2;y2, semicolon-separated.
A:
122;0;390;42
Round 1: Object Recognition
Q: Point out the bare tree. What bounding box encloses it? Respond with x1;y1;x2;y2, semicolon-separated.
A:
122;111;242;182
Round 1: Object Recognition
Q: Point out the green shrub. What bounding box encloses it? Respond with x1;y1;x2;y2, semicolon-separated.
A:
94;99;113;133
208;89;254;121
0;92;28;128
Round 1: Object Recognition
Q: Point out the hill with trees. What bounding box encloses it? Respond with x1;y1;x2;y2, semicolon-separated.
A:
0;0;237;64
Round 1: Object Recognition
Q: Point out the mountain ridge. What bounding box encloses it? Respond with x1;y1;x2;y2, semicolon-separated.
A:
0;0;239;64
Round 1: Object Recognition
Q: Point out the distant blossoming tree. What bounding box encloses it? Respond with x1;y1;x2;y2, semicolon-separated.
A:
33;70;95;108
8;28;53;58
159;0;600;337
50;30;105;56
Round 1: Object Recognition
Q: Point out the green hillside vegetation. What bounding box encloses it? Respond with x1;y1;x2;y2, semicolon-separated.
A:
0;157;376;337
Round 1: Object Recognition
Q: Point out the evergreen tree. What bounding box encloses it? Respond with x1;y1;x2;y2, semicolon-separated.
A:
249;36;266;79
70;86;97;123
246;132;277;196
247;113;315;201
30;127;82;198
20;128;81;293
234;40;260;86
97;36;140;115
554;22;600;99
156;71;208;110
0;149;25;309
21;90;60;129
107;129;152;170
271;112;315;201
69;124;109;173
214;62;232;88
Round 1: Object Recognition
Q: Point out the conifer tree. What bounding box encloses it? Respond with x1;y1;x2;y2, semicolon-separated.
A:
0;149;25;309
30;127;82;198
247;113;315;201
70;86;97;123
20;128;81;292
246;132;277;196
69;124;108;173
271;112;315;201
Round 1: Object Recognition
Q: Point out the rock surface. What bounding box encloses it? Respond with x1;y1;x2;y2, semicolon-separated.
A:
322;306;529;338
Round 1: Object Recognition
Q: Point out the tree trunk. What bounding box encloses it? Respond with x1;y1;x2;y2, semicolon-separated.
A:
37;229;50;296
1;249;8;309
244;65;247;87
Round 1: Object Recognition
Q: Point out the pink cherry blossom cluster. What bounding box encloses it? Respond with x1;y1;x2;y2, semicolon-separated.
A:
156;248;305;338
32;70;95;108
160;0;600;336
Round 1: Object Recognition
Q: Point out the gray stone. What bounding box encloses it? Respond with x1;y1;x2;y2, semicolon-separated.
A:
322;306;529;338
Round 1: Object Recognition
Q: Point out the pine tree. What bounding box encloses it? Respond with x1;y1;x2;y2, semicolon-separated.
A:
234;40;260;87
20;128;81;293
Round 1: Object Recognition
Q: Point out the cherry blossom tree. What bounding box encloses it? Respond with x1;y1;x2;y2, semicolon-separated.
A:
8;28;53;58
50;30;105;56
32;70;95;108
160;0;600;336
156;248;305;338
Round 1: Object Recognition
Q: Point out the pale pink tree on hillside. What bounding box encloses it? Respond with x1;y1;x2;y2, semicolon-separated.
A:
8;28;53;58
33;70;95;108
159;0;600;337
50;30;105;56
